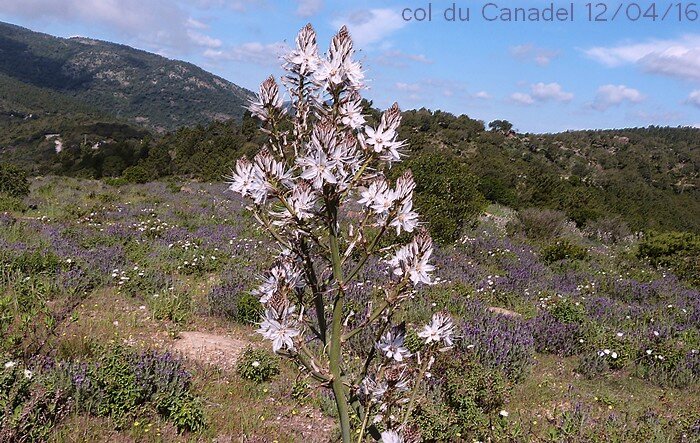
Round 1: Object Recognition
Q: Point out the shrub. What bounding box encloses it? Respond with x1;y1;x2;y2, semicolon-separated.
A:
509;208;569;240
584;216;631;244
460;307;535;382
395;150;486;243
0;361;71;442
638;231;700;263
529;312;584;357
638;232;700;287
443;359;507;415
47;346;205;432
0;195;27;212
208;281;261;324
236;347;280;383
122;165;154;184
0;164;30;199
412;357;508;441
541;240;588;264
636;340;697;388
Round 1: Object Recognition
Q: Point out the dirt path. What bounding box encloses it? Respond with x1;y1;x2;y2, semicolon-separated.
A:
172;331;250;370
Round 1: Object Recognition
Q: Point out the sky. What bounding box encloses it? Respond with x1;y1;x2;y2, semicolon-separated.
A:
1;0;699;133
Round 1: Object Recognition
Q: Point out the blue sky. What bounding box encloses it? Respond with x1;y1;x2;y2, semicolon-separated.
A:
1;0;699;132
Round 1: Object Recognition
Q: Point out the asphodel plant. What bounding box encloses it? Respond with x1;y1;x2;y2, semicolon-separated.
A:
227;24;454;442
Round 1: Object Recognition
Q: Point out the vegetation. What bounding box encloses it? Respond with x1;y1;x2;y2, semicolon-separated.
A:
0;21;252;132
0;177;697;441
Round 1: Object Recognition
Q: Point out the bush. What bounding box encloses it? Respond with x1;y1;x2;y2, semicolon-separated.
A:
0;361;71;441
460;307;535;382
150;288;192;325
208;282;261;324
236;347;280;383
122;165;154;184
0;195;27;212
413;357;508;441
541;239;588;264
47;346;205;432
0;164;30;199
636;340;697;388
509;208;569;240
530;312;584;357
638;232;700;287
584;216;631;244
394;151;486;243
638;231;700;263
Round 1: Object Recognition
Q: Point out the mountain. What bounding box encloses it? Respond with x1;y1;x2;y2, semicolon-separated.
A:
0;21;252;132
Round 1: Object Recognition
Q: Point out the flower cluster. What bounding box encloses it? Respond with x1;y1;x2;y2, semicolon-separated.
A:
225;23;447;442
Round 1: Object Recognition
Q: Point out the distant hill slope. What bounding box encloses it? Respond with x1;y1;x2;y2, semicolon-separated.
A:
0;21;252;132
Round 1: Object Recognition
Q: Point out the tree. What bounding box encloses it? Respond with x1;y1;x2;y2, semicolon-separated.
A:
0;164;30;198
488;119;514;134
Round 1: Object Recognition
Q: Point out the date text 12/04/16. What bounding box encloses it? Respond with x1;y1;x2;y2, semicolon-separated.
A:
586;3;698;22
400;3;699;22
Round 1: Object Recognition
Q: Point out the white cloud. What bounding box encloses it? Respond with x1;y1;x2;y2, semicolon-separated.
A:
192;0;263;12
186;18;209;30
203;41;288;66
187;30;222;49
473;91;491;100
584;35;700;82
332;8;406;47
510;92;535;105
510;44;561;66
687;90;700;108
531;82;574;102
296;0;323;17
374;50;432;67
591;85;644;111
395;82;421;93
511;82;573;105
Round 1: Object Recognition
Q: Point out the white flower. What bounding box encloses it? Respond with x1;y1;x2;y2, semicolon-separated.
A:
252;361;261;368
377;328;411;362
248;76;284;121
388;231;435;286
361;376;388;402
23;369;33;379
499;410;509;417
253;259;303;304
381;430;404;443
418;312;455;347
393;171;415;201
358;179;392;212
298;149;338;189
340;98;365;129
284;24;320;76
364;126;396;154
390;199;419;235
257;309;301;353
226;157;255;197
273;182;317;224
4;361;16;370
315;57;344;88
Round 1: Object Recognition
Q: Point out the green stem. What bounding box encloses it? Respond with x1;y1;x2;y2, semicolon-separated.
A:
326;193;352;442
401;352;431;426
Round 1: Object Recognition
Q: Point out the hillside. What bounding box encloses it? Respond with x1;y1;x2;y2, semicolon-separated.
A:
120;109;700;234
0;21;252;132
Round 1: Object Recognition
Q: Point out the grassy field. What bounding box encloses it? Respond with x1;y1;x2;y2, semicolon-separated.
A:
1;176;699;442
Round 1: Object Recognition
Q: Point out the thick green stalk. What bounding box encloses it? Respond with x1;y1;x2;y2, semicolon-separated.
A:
326;195;352;442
